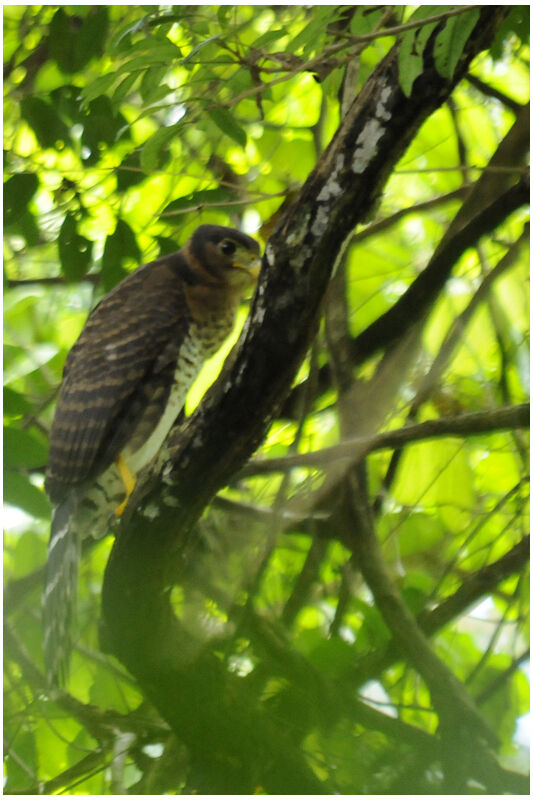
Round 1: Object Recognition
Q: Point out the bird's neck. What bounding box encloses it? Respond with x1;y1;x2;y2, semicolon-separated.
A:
184;282;241;324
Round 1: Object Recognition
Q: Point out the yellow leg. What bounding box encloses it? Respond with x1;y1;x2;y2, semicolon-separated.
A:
114;454;137;517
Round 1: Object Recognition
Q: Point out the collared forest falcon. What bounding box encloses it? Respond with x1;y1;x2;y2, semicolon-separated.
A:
44;224;262;685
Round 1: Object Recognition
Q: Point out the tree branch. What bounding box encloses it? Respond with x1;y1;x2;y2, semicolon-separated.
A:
351;186;470;243
466;72;524;114
344;467;503;792
243;403;530;475
421;534;531;637
352;697;529;794
101;9;512;790
351;533;530;688
475;648;530;705
281;103;529;417
350;177;528;366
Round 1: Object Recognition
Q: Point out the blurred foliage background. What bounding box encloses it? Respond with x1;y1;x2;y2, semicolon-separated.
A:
3;5;530;794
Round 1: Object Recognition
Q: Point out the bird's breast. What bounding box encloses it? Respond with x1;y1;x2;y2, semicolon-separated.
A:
123;316;233;475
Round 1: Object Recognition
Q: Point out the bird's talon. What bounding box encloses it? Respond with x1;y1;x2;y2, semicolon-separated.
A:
114;455;136;517
114;496;128;517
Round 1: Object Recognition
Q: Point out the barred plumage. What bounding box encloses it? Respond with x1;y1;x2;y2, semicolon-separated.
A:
43;225;261;685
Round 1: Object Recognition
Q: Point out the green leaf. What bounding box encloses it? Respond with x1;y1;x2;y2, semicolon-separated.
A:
433;9;481;82
48;7;108;73
207;107;247;149
83;95;126;143
3;387;33;419
58;213;93;280
123;34;181;57
216;7;230;25
397;6;442;97
162;187;233;216
110;17;150;54
11;208;41;247
393;438;476;531
139;82;172;106
4;469;51;519
253;30;287;49
110;39;181;83
352;598;390;652
112;72;140;105
140;65;169;103
491;6;530;60
80;96;129;165
4;173;39;226
83;72;120;104
13;530;47;577
396;512;445;557
401;584;430;617
20;96;71;149
183;34;223;64
2;729;38;794
140;124;180;172
75;7;109;70
49;85;85;133
101;219;141;291
3;343;59;385
350;6;386;36
307;636;355;681
116;151;145;191
48;8;77;73
287;13;328;56
4;426;49;469
155;235;180;256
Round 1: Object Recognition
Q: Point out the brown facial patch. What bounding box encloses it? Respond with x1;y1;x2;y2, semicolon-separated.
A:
181;238;257;322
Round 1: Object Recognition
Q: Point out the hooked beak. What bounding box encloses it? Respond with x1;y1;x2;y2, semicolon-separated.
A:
234;251;262;281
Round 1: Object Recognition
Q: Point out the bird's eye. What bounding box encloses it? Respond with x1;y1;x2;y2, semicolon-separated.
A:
220;240;236;256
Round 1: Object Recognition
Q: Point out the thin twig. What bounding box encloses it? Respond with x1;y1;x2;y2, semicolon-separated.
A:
243;403;530;476
216;7;479;110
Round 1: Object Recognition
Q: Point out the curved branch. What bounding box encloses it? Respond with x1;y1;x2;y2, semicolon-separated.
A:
344;467;503;792
466;72;524;113
351;533;531;688
351;178;528;365
243;403;530;475
282;102;530;417
351;186;470;243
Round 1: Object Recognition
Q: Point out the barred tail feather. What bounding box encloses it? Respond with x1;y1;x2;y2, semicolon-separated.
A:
43;491;80;686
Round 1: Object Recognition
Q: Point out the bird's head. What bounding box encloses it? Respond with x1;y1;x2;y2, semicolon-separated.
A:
184;224;262;291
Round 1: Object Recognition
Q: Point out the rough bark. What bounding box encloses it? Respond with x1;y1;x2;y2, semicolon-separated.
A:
282;103;530;417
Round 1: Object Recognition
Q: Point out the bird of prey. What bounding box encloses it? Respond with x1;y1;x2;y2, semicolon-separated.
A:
43;224;262;685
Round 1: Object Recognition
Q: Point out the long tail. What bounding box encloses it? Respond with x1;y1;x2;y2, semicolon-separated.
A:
43;491;80;686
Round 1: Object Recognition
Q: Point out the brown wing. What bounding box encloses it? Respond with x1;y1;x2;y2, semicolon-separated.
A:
45;253;191;504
